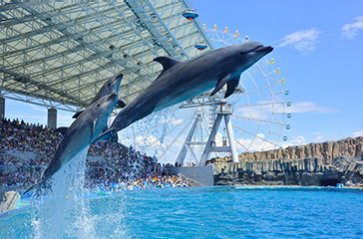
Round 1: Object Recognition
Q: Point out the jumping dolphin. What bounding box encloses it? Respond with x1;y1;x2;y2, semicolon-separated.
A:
54;73;125;136
72;74;126;119
97;42;273;140
24;75;123;193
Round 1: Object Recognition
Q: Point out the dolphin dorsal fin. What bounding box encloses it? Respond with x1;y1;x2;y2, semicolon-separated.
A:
72;110;84;119
154;56;180;72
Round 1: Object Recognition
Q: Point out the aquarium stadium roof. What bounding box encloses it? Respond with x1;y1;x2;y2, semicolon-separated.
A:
0;1;213;111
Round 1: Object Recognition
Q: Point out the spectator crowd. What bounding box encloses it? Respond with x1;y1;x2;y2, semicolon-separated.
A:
0;118;190;191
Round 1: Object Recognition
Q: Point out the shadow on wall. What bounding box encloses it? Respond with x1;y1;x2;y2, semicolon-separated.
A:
319;178;341;187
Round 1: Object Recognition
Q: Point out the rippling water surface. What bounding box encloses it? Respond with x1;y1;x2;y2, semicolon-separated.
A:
1;187;363;239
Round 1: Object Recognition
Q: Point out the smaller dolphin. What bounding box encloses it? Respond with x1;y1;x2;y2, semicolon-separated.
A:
24;75;123;193
72;74;126;119
95;42;273;141
55;73;124;135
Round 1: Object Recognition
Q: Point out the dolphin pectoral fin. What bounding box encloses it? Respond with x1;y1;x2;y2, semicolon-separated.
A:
224;76;240;98
154;56;180;72
55;127;68;135
116;99;126;109
72;111;84;119
92;129;118;144
210;74;232;96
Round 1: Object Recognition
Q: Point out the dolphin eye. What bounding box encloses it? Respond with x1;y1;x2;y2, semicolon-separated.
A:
97;104;100;107
108;83;111;86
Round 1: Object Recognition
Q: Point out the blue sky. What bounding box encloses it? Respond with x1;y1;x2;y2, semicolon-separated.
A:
4;1;363;156
190;0;363;144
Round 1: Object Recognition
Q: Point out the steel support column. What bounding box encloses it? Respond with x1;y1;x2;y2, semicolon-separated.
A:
0;96;5;119
176;112;202;166
199;103;238;166
47;107;57;129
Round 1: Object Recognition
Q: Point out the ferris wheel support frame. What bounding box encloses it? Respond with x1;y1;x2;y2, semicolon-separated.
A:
176;111;204;166
199;102;239;165
176;97;239;166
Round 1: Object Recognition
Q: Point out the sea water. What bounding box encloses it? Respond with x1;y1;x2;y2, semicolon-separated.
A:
2;147;103;239
1;186;363;239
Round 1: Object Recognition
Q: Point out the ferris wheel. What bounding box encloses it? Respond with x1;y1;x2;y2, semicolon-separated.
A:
117;24;291;165
202;24;291;150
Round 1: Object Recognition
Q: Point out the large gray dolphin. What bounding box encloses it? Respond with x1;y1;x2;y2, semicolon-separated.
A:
98;42;273;139
24;75;123;193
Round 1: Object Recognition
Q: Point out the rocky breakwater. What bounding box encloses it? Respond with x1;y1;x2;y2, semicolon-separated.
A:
212;137;363;186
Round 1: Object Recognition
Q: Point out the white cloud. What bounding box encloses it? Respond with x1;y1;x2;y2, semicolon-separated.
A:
237;100;286;121
238;105;269;121
237;101;336;119
237;134;304;151
287;135;306;146
342;16;363;39
236;133;278;152
135;135;161;148
312;132;325;142
284;101;337;114
167;118;184;126
352;130;363;137
277;28;321;52
236;134;308;152
279;135;306;148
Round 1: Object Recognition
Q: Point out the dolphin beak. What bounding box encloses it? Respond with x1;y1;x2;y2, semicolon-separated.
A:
256;45;273;54
115;73;123;81
108;93;117;101
111;72;123;90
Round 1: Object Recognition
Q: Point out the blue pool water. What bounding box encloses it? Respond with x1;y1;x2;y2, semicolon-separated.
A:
1;187;363;239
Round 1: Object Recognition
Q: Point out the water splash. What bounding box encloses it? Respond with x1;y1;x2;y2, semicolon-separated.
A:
118;105;187;158
31;147;97;239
